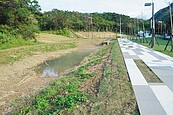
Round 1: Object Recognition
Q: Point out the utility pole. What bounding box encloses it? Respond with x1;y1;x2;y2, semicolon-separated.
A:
169;2;173;51
164;2;173;51
85;13;89;38
145;1;157;48
134;19;136;39
86;13;93;38
165;23;167;34
88;14;90;38
161;21;163;35
137;19;139;33
90;14;93;38
120;17;122;38
158;22;159;34
151;1;155;48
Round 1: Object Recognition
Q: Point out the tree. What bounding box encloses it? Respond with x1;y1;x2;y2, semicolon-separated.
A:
0;0;40;41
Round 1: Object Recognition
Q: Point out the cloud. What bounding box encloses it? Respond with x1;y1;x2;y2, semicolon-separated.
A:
37;0;168;19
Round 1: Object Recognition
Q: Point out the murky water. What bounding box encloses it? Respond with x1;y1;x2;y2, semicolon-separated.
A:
35;48;100;77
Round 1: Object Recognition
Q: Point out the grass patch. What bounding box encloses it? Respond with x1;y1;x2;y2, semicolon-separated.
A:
43;29;71;37
131;37;173;57
0;33;77;64
135;60;163;83
0;42;76;64
0;37;43;50
90;41;138;114
12;76;88;114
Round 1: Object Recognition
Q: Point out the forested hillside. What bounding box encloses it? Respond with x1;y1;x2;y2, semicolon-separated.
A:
39;10;132;32
0;0;41;44
154;3;173;34
0;0;149;46
39;9;149;35
155;3;173;22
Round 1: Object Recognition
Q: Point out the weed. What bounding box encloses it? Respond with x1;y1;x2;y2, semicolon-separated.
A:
0;37;43;50
90;41;138;114
0;42;76;64
12;41;136;114
36;97;50;110
64;82;79;93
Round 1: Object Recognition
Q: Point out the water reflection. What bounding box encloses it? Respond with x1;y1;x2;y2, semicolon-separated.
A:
36;51;92;77
41;67;58;77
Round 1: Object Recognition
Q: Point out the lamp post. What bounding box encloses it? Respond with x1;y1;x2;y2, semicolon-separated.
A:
145;1;155;48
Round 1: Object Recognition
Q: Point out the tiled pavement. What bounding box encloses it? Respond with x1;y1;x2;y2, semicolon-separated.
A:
118;39;173;115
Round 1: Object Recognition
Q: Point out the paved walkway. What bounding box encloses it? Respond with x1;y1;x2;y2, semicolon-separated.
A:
118;39;173;115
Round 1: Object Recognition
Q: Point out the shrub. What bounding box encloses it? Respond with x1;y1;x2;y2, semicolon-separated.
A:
55;93;88;111
0;33;9;44
17;23;39;41
36;97;49;110
0;25;13;34
56;28;71;37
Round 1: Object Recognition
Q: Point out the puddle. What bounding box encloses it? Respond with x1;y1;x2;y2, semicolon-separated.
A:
35;47;100;77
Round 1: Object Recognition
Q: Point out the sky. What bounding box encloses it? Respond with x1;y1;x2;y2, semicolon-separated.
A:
37;0;170;19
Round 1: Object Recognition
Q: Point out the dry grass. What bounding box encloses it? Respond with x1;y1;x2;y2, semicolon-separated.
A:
37;33;72;43
75;32;117;38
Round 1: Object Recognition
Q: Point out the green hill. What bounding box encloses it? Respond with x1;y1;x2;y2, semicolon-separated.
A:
155;3;173;22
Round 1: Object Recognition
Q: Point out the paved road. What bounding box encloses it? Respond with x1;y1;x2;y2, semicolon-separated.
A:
118;38;173;115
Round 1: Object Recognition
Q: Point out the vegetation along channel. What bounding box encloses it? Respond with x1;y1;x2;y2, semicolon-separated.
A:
10;39;139;114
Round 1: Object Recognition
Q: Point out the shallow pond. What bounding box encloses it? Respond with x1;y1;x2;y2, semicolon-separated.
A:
35;48;100;77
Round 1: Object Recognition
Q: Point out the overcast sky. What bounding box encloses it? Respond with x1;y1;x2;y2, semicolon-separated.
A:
37;0;170;19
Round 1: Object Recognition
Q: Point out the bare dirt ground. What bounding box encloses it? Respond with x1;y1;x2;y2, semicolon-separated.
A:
0;32;108;113
76;31;117;38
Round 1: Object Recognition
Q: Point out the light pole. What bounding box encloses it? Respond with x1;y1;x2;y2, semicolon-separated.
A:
145;1;155;48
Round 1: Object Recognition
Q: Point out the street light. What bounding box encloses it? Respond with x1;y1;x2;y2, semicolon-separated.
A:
145;1;155;48
145;3;152;6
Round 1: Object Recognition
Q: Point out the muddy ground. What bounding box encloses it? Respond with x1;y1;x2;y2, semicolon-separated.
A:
0;33;108;112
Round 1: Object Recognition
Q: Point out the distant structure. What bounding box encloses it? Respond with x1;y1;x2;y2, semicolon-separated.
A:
85;13;93;38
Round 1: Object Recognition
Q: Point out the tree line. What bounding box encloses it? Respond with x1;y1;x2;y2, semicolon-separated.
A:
0;0;149;44
39;9;150;35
